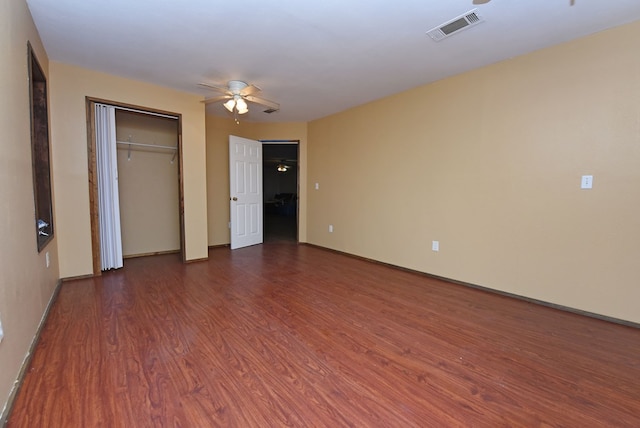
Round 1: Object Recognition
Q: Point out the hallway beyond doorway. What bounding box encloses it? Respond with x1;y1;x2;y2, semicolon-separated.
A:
264;212;297;242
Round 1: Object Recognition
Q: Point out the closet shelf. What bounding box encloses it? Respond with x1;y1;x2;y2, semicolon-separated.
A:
116;141;177;151
116;140;178;163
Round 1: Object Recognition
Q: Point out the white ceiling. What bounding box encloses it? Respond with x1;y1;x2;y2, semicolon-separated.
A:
27;0;640;123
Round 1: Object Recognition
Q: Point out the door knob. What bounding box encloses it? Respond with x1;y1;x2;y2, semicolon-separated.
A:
232;197;238;201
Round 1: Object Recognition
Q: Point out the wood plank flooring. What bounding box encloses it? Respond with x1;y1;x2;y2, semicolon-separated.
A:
8;243;640;427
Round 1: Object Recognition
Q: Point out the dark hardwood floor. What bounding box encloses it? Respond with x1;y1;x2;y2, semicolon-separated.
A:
8;243;640;427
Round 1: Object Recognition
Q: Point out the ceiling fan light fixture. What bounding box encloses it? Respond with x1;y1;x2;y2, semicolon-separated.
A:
277;164;288;172
201;79;278;118
236;98;248;114
223;99;235;112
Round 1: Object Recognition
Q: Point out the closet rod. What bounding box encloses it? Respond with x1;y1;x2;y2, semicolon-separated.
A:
116;141;177;150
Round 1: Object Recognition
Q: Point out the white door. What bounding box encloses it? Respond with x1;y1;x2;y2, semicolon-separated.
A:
229;135;263;249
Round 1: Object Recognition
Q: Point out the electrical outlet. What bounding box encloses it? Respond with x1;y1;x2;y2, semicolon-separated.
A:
329;224;334;233
315;182;319;190
432;240;440;252
581;175;593;189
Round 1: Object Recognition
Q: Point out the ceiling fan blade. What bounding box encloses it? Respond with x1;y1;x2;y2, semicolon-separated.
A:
240;84;261;96
202;95;231;105
198;83;231;95
244;95;280;111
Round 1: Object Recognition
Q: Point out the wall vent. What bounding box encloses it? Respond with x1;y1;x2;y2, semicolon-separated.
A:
426;9;484;41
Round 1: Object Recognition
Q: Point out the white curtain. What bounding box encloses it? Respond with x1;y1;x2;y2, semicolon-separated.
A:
95;104;123;270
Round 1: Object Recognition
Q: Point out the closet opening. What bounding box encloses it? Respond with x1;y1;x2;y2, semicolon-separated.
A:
86;98;184;275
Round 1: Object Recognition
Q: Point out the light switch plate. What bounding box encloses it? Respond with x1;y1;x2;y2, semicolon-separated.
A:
432;240;439;252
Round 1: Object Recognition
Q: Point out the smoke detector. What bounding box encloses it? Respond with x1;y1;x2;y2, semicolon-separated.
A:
426;9;484;41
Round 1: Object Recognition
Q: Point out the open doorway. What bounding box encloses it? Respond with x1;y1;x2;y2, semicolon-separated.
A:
262;141;299;243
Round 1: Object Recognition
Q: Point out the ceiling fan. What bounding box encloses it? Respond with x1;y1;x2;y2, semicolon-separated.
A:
199;80;280;119
264;158;296;172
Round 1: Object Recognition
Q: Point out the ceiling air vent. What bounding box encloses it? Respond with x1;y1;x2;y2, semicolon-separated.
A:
426;9;484;42
263;108;279;114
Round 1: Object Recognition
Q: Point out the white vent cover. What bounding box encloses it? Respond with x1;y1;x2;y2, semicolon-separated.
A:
426;9;484;41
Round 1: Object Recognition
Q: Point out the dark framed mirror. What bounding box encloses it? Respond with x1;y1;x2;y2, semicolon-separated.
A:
28;42;54;252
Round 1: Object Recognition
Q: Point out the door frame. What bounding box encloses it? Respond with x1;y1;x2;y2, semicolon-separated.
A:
85;97;185;275
260;139;300;242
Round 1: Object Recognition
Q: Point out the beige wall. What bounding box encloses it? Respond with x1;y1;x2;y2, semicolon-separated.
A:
50;62;208;277
307;21;640;323
206;115;307;245
0;0;60;416
115;111;180;257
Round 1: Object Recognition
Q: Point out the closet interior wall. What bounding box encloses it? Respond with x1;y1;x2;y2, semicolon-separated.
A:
115;110;180;257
